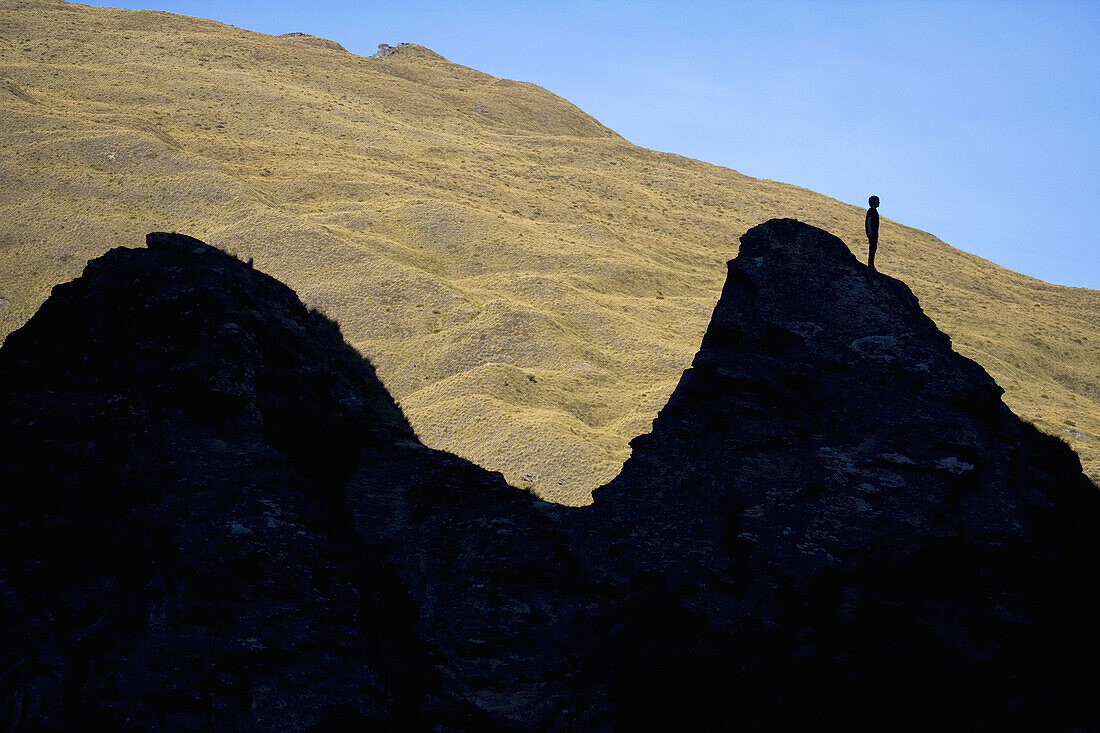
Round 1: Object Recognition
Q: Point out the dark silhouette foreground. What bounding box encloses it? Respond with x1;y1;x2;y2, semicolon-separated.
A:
1;224;1096;730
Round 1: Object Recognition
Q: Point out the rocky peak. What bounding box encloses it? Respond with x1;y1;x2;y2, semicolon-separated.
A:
0;233;430;728
592;217;1099;727
5;231;414;458
371;43;444;61
596;218;1082;521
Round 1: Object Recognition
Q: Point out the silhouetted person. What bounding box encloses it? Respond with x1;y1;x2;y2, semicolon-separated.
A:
865;195;880;269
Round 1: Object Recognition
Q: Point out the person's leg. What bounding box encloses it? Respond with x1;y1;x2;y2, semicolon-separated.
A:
868;235;877;269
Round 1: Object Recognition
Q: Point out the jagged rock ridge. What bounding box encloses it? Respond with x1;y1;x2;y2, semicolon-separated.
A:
1;225;1096;729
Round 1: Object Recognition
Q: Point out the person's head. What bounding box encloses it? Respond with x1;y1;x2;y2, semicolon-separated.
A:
869;195;880;208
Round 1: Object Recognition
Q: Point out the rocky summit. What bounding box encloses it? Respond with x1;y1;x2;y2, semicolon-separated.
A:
1;224;1096;730
591;219;1100;727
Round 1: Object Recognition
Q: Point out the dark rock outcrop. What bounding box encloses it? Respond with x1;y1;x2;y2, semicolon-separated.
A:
1;224;1096;730
592;219;1100;728
0;234;432;728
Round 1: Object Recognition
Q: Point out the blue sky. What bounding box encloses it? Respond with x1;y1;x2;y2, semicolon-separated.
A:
85;0;1100;289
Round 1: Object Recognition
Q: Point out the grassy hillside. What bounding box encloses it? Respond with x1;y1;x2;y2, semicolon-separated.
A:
2;0;1097;503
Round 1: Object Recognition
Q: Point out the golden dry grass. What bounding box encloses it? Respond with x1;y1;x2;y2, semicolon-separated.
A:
2;0;1097;502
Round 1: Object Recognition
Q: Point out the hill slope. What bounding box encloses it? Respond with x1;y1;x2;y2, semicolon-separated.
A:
1;0;1097;501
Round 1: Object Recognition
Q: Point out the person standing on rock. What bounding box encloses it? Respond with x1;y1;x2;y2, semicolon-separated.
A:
865;195;880;270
